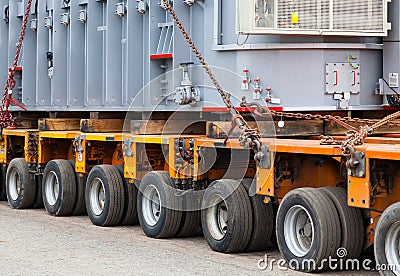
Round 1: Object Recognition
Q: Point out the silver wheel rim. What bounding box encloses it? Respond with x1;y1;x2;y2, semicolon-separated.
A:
142;184;161;227
45;171;59;206
89;177;106;216
206;195;228;241
8;168;21;201
385;221;400;275
284;205;314;257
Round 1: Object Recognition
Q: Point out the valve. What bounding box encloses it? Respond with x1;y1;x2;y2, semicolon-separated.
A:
253;77;261;100
264;86;281;105
265;86;272;102
241;67;250;91
173;62;200;105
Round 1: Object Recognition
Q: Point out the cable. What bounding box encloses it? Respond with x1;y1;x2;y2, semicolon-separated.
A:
236;34;250;46
382;78;400;95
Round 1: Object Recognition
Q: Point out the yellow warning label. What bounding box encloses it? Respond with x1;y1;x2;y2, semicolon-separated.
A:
291;12;299;24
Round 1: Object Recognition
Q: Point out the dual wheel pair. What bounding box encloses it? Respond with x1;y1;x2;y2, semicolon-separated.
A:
43;161;138;226
276;187;364;272
41;165;203;236
138;173;274;252
278;188;400;274
4;158;138;227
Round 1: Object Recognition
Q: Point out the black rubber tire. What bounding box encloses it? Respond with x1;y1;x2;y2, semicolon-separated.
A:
175;188;203;238
32;173;44;209
42;159;77;216
115;164;139;225
137;171;182;238
85;165;124;226
177;210;202;237
242;178;274;252
68;160;87;216
6;158;36;209
319;186;364;260
201;179;253;253
0;165;7;201
374;202;400;276
276;188;341;272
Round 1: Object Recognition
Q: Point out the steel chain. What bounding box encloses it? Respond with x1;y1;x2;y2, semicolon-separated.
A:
163;0;400;158
0;0;32;128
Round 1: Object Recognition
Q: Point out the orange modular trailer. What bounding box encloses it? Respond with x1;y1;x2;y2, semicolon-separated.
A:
1;127;400;273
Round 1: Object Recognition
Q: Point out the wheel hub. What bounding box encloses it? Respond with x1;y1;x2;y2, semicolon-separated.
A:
142;184;162;227
385;221;400;276
89;177;106;216
8;168;21;201
284;205;315;257
207;195;229;241
45;171;59;206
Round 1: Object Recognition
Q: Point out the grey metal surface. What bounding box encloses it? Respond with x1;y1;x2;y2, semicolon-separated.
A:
383;0;400;95
1;0;393;112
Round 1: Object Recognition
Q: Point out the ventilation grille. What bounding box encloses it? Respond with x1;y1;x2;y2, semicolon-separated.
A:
239;0;389;36
277;0;330;29
276;0;384;32
332;0;383;30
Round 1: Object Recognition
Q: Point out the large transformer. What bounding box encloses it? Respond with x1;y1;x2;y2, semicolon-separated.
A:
0;0;396;113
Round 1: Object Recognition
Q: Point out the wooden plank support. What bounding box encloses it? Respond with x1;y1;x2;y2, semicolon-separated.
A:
14;117;38;129
38;118;81;131
324;120;400;135
131;120;205;135
207;120;324;138
81;119;124;133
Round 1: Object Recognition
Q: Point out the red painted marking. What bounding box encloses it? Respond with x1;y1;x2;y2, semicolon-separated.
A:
352;70;357;86
150;53;173;59
383;105;400;110
334;70;338;86
202;106;283;113
8;66;22;71
267;106;283;111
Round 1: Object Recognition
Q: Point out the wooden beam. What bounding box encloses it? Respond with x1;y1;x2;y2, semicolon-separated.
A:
324;120;400;135
38;118;81;131
131;120;206;135
81;119;124;133
14;117;38;129
207;120;324;138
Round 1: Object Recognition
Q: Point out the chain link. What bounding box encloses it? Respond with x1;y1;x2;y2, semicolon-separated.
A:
0;0;32;129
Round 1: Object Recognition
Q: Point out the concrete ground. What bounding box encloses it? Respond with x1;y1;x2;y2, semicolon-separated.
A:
0;201;377;276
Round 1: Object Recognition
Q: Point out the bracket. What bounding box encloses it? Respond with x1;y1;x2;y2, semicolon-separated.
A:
123;138;134;157
74;137;84;152
255;145;271;169
115;2;125;17
348;150;366;178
